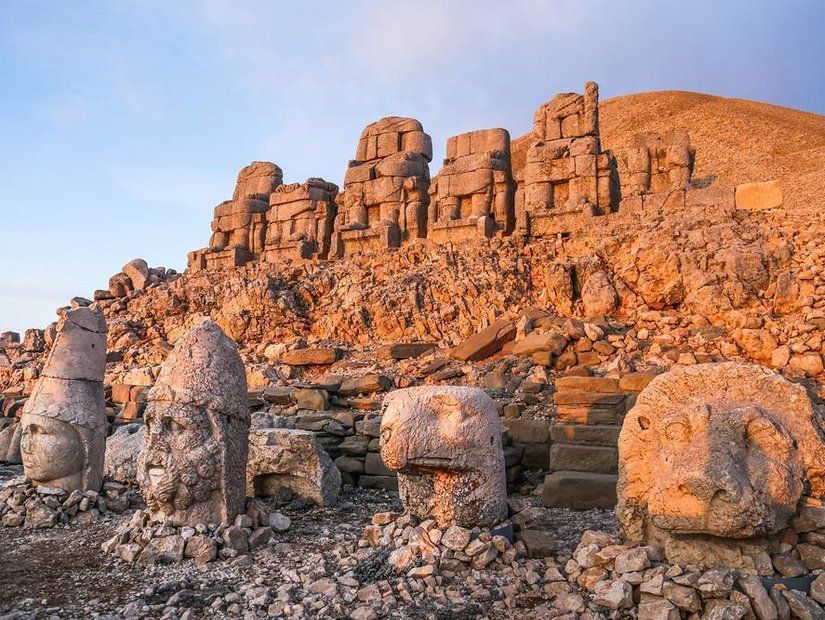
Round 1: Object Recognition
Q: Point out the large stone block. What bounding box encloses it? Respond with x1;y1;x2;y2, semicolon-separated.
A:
735;180;782;211
542;471;618;509
449;319;516;362
281;348;342;366
247;428;340;506
550;424;621;447
550;444;618;474
504;419;550;444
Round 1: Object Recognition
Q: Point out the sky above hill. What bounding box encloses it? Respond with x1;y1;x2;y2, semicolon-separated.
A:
0;0;823;334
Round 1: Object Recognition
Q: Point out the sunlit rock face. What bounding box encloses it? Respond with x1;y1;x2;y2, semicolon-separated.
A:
380;386;507;528
617;363;825;569
20;306;107;493
137;319;250;527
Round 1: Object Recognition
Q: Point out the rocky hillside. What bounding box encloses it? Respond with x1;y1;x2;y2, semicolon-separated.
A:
2;90;824;394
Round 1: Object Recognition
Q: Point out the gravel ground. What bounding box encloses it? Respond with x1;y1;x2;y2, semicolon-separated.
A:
0;465;617;619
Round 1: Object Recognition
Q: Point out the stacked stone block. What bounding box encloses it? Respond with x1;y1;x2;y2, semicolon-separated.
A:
516;82;618;238
332;117;432;256
263;178;339;261
188;162;283;271
541;372;655;509
428;128;514;243
110;381;147;423
617;130;694;198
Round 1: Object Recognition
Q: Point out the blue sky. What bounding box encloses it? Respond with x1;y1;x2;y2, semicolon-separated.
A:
1;0;823;334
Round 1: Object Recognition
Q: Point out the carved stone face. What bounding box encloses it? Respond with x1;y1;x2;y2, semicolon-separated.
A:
617;363;825;545
139;401;224;521
20;414;84;488
135;319;250;527
644;402;803;537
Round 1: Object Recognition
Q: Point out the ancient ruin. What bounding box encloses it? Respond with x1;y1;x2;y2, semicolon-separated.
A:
188;162;284;271
137;319;250;527
2;75;824;617
380;386;507;528
331;117;432;256
617;363;825;573
428;128;514;242
516;82;618;237
263;178;339;261
19;305;107;493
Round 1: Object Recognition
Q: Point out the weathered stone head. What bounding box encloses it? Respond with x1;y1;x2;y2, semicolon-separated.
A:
137;319;250;526
20;305;107;492
618;363;825;548
380;386;507;528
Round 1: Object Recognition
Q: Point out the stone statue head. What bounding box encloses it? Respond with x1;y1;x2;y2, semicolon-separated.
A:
380;386;507;527
137;319;250;526
20;305;107;493
617;363;825;544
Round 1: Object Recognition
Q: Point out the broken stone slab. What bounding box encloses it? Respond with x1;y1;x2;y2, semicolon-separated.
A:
280;348;342;366
449;319;516;362
378;342;437;360
247;428;340;506
337;374;394;397
555;375;621;393
511;331;567;357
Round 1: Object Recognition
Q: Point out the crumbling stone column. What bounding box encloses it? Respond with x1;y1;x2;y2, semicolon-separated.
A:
517;82;618;238
428;128;515;243
263;178;339;261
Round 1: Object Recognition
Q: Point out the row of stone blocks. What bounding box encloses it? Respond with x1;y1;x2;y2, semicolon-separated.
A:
542;371;660;510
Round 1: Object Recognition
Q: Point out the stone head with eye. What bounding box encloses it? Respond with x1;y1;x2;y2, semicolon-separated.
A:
20;305;107;493
137;319;249;527
617;363;825;546
379;386;507;528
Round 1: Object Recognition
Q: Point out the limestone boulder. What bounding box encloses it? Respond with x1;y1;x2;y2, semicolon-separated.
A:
122;259;150;291
581;271;618;318
380;386;507;528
